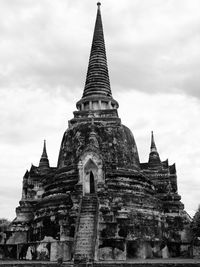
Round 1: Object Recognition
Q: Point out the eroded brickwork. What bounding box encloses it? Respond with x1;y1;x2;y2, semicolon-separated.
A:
3;2;193;263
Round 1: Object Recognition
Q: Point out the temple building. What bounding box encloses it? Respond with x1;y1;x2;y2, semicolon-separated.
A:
3;2;191;263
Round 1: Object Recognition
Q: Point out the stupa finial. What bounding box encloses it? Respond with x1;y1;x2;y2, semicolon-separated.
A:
148;131;161;168
76;2;119;113
39;140;49;169
150;131;157;152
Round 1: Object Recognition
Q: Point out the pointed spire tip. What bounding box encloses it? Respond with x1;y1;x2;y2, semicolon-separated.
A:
39;139;49;168
149;130;161;167
151;131;156;148
76;0;119;112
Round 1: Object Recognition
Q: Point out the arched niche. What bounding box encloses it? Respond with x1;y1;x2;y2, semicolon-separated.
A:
84;159;97;194
78;152;103;195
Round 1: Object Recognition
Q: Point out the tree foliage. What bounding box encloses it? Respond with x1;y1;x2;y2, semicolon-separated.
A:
0;218;10;233
191;205;200;240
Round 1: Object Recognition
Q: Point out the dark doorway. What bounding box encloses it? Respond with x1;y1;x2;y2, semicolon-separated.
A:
127;241;138;259
90;171;95;193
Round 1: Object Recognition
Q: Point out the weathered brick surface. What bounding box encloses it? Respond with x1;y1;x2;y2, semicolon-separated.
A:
4;2;193;263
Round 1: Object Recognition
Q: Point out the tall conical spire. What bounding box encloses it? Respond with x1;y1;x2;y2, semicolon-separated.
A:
76;3;118;113
83;2;111;98
148;131;161;168
39;140;49;169
150;131;157;153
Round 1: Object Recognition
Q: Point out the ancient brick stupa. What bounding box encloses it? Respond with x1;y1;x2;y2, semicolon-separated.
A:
6;2;191;263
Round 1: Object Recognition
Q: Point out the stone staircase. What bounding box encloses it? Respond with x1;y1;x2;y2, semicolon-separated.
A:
74;194;98;264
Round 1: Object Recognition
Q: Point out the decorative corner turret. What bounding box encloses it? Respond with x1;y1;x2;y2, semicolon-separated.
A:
76;2;119;114
39;140;50;169
23;170;29;179
148;131;161;168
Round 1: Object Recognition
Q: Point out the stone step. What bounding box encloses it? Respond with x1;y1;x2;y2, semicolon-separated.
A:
79;220;95;223
77;231;94;235
80;218;95;223
74;252;93;258
78;227;95;231
75;246;93;249
75;250;93;254
78;229;94;232
77;231;93;233
75;246;93;251
77;229;93;231
75;249;93;253
75;239;93;243
81;206;96;208
74;195;98;260
76;237;93;240
77;233;93;236
82;205;97;207
77;231;94;234
78;224;94;228
75;243;93;248
76;238;93;242
77;228;93;231
82;198;97;201
83;196;97;199
82;200;97;203
81;209;96;213
79;223;94;227
78;227;94;231
82;206;96;208
82;201;97;204
81;207;96;210
82;198;97;202
81;205;97;209
83;194;97;198
75;250;93;253
81;208;96;211
75;244;93;248
77;231;95;236
81;207;96;211
81;212;96;215
77;232;94;236
79;226;94;229
75;239;94;243
81;205;97;208
82;214;96;217
79;216;95;219
75;238;93;242
78;224;94;227
79;224;94;227
80;214;95;217
75;248;94;251
82;205;96;207
75;244;93;247
79;217;95;221
79;216;95;220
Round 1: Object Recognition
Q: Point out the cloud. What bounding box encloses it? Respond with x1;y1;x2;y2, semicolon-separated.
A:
0;186;21;220
117;90;200;216
0;86;75;219
1;87;200;219
0;0;91;91
0;0;200;98
0;0;200;220
107;1;200;96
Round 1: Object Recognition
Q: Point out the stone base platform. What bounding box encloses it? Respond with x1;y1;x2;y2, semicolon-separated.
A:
1;259;200;267
94;259;200;267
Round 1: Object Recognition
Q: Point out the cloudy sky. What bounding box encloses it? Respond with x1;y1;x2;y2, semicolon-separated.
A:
0;0;200;220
